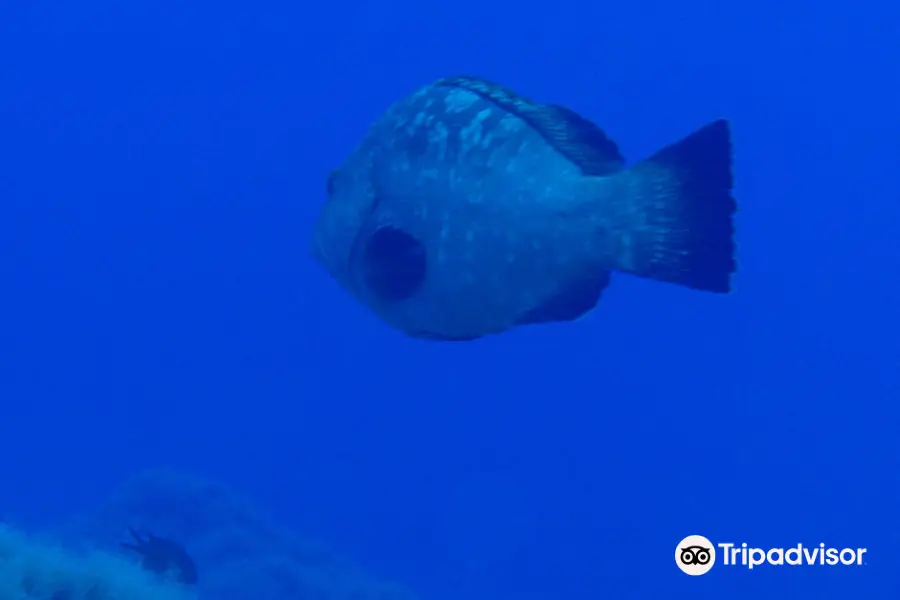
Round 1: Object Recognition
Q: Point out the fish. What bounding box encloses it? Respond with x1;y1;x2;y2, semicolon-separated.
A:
311;75;736;341
121;527;198;584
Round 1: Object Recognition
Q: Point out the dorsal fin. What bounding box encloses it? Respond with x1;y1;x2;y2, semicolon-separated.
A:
514;270;611;325
434;75;625;176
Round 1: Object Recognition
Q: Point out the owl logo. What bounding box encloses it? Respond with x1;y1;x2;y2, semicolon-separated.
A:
680;545;712;565
676;535;716;575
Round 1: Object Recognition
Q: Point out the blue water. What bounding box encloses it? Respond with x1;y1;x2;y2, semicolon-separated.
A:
1;1;898;599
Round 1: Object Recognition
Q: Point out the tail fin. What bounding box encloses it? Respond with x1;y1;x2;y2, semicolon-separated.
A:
617;119;736;293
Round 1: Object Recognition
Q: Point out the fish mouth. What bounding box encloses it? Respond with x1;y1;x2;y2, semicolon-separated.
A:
310;232;339;276
346;224;372;298
346;225;429;304
358;225;427;303
311;225;361;296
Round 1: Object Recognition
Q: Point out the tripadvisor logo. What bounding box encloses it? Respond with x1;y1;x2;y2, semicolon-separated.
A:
675;535;867;575
676;535;716;575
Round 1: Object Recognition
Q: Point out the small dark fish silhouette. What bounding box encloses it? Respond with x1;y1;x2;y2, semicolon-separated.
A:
121;527;198;584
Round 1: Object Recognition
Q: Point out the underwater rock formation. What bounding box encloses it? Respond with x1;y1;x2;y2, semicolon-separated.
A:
70;469;417;600
0;524;191;600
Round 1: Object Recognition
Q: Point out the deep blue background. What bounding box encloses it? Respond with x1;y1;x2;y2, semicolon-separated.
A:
1;1;899;598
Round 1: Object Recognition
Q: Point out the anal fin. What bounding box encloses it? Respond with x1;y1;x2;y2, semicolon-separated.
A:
514;270;611;326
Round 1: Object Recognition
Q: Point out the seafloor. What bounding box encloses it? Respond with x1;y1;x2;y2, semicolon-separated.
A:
0;470;417;600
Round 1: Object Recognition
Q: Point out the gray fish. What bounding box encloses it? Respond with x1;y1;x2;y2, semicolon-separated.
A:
312;76;736;341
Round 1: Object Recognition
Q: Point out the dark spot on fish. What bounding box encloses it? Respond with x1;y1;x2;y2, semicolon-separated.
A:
362;226;427;302
121;527;198;585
